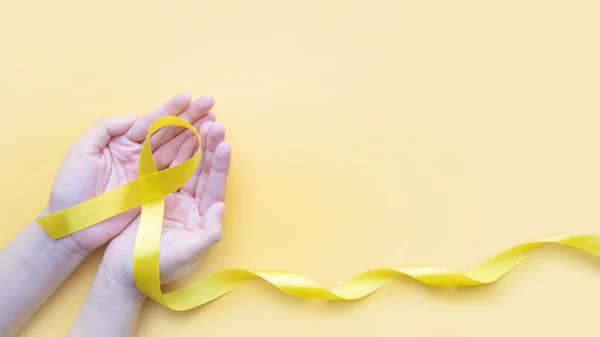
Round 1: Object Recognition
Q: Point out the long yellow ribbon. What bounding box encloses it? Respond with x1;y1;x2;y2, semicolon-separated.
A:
37;116;600;311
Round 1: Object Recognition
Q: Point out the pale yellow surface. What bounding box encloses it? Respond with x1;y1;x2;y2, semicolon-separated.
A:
1;0;600;336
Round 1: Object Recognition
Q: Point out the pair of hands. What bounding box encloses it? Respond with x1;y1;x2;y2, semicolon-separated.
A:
46;93;231;294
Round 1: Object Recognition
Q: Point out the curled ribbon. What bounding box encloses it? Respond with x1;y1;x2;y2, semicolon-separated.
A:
37;116;600;311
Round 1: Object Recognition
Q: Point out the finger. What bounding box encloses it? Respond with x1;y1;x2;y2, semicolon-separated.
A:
199;141;231;214
180;120;213;196
148;96;214;151
195;122;225;200
153;114;214;170
73;113;138;154
169;136;198;169
124;92;192;142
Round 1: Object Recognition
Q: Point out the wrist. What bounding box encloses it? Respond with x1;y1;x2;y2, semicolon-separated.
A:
96;264;145;302
36;206;90;261
66;265;145;337
0;208;88;335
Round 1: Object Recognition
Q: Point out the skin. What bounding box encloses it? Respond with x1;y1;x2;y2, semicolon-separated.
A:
0;93;232;337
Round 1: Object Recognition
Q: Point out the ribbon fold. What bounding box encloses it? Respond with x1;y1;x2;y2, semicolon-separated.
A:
37;116;600;311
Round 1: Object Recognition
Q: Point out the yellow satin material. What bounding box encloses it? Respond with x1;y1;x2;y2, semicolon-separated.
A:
37;116;600;310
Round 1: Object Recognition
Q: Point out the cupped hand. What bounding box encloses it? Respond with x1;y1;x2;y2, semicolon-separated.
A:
47;93;216;253
98;120;231;292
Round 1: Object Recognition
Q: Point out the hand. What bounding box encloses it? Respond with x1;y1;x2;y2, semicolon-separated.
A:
47;93;216;253
98;120;231;293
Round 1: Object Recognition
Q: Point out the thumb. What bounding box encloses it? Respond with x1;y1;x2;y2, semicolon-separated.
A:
72;113;139;154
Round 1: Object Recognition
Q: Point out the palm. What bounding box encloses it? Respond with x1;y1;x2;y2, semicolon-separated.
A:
100;137;144;191
163;194;201;231
74;136;146;243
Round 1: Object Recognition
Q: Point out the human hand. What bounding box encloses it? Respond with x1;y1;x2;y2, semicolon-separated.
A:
47;93;216;253
97;119;231;293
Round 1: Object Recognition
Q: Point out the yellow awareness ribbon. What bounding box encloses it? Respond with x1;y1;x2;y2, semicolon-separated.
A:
36;116;600;311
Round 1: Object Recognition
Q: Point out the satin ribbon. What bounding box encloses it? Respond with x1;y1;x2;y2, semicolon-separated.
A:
37;116;600;311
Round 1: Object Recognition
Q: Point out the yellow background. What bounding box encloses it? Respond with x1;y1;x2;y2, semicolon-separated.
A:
2;0;600;336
